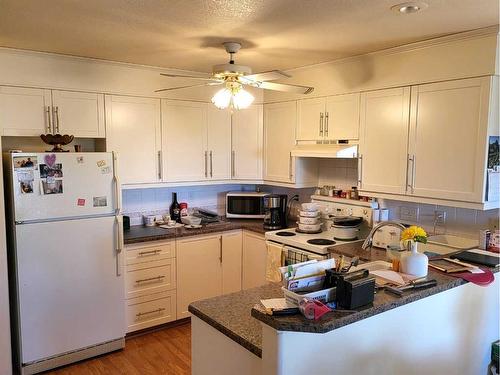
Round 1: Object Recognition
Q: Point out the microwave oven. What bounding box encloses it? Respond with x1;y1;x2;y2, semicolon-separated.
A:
226;191;269;219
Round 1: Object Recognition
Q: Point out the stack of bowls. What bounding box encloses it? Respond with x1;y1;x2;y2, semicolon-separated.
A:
297;203;322;233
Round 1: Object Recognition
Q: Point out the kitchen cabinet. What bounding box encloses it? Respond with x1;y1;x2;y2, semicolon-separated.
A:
207;107;232;180
221;231;243;294
297;93;360;141
231;105;263;180
105;95;161;184
408;77;492;202
242;231;267;290
0;86;104;137
51;90;105;137
359;87;411;194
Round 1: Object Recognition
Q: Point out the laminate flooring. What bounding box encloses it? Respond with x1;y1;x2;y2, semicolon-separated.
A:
44;321;191;375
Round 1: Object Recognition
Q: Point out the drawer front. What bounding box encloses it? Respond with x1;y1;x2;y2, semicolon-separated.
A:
125;241;175;265
125;259;176;299
126;291;176;333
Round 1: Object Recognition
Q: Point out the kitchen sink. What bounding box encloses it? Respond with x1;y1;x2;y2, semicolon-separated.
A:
419;234;478;255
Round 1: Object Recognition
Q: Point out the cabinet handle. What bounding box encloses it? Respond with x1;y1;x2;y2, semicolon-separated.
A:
325;112;329;137
357;154;363;188
135;275;165;284
409;155;416;193
136;307;165;318
115;216;123;277
289;152;293;181
157;151;162;180
231;150;235;177
319;112;324;136
112;151;122;215
138;249;161;257
210;151;213;178
45;106;52;133
54;106;60;134
204;151;208;178
219;236;223;263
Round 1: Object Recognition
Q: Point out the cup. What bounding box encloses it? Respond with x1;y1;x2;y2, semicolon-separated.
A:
162;214;171;222
143;215;156;227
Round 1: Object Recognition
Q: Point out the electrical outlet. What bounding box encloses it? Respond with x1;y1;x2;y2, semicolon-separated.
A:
434;210;447;225
489;218;499;231
400;206;419;222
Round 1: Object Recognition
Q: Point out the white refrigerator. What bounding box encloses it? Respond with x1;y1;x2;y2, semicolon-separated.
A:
4;152;125;374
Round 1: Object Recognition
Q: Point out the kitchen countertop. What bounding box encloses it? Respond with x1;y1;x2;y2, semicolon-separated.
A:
188;242;498;357
123;218;272;245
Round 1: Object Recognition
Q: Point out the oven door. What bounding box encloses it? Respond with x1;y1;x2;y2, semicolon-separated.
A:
283;245;329;265
226;195;266;218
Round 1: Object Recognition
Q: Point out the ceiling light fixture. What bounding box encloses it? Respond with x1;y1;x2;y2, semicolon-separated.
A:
391;2;428;14
211;81;254;110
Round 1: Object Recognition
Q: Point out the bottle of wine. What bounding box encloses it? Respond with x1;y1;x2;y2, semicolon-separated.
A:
169;192;181;223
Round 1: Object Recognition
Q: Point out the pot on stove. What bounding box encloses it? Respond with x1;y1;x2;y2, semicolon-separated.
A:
331;216;363;240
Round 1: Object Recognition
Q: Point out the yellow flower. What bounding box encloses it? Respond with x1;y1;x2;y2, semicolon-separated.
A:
401;226;427;243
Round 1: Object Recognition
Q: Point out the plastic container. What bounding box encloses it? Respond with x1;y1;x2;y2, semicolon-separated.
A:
283;286;336;306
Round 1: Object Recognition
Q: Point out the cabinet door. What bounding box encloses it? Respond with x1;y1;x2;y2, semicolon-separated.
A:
177;235;222;318
325;93;360;140
0;86;52;136
105;95;161;184
242;231;267;290
359;87;410;194
231;105;263;180
297;97;325;140
264;101;296;183
222;231;242;295
408;77;491;202
162;100;208;182
207;107;231;180
51;90;105;138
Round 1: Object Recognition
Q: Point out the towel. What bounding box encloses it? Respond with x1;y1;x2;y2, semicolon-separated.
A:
266;241;285;282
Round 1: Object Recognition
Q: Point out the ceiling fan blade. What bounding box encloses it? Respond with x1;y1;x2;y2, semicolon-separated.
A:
243;70;291;82
155;82;222;93
160;72;221;82
254;81;314;95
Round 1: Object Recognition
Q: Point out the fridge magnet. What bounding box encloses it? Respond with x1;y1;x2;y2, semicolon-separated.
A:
101;166;111;174
13;156;38;170
41;180;63;195
44;153;57;168
96;160;106;168
76;156;84;164
93;196;107;207
17;170;34;194
20;180;34;194
40;163;63;178
488;136;499;170
77;198;86;206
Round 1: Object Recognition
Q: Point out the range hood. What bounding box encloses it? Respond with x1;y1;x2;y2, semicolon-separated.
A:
290;144;358;158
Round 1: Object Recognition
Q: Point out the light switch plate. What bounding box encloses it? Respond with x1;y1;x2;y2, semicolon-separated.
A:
400;206;419;222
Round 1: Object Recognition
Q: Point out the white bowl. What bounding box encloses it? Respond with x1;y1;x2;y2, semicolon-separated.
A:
180;216;202;226
299;216;320;225
299;210;320;218
301;203;319;212
297;222;322;232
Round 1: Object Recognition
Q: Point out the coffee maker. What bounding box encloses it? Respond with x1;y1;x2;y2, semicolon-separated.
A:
263;194;288;230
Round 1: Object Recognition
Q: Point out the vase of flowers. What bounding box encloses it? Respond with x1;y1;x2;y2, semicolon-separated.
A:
400;226;429;277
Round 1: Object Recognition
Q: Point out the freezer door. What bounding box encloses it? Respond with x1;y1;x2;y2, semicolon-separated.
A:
14;216;125;364
10;152;117;222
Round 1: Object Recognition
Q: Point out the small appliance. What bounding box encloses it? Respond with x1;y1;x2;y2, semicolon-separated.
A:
226;191;269;219
264;194;288;230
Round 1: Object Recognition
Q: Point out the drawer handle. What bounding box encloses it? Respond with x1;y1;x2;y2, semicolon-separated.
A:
136;307;166;318
138;249;161;257
135;275;165;284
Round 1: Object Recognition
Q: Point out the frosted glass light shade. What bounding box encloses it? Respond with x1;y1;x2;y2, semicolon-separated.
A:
211;87;254;110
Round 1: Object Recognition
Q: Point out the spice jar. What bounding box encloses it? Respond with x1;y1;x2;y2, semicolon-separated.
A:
349;186;359;200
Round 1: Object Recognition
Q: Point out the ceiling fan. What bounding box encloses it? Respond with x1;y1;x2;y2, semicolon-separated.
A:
155;42;314;110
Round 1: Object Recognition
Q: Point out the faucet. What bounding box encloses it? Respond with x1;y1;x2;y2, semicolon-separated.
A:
361;221;407;250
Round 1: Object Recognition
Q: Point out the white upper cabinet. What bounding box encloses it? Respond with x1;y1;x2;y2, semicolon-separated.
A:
297;93;360;141
51;90;105;138
264;101;296;183
207;107;232;180
325;93;360;140
408;77;492;202
0;86;52;136
359;87;411;194
231;105;263;180
105;95;161;185
162;100;208;182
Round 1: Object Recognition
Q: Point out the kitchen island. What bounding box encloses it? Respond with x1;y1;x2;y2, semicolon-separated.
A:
189;243;500;375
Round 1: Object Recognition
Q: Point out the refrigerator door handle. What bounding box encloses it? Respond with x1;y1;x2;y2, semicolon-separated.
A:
115;215;123;277
112;152;122;215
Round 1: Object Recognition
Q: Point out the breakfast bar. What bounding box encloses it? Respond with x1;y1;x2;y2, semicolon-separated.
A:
189;244;500;375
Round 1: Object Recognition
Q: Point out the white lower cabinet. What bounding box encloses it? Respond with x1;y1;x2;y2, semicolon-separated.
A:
242;231;267;290
222;231;243;295
124;240;177;333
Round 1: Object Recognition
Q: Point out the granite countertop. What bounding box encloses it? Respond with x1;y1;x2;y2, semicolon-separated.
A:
124;218;270;245
188;242;498;356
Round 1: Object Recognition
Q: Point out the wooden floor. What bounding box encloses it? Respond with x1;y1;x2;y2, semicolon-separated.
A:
45;322;191;375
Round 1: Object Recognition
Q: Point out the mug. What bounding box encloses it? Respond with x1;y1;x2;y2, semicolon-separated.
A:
144;215;156;227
